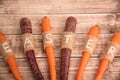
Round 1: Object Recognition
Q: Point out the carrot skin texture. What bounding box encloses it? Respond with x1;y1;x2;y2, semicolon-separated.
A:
7;55;22;80
61;49;71;80
95;32;120;80
20;17;44;80
76;25;100;80
46;46;56;80
0;32;22;80
61;17;77;80
76;52;91;80
95;58;109;80
42;17;56;80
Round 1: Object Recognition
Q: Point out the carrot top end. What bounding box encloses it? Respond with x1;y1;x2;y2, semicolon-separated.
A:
0;32;6;41
88;25;100;37
42;16;51;32
112;32;120;44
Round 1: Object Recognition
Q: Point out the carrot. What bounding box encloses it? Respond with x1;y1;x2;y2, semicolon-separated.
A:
95;58;109;80
95;32;120;80
76;25;100;80
61;17;77;80
20;17;44;80
0;32;22;80
41;17;56;80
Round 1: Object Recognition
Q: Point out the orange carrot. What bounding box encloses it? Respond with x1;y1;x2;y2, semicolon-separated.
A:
95;58;109;80
95;32;120;80
0;32;22;80
41;17;56;80
7;55;22;80
76;25;100;80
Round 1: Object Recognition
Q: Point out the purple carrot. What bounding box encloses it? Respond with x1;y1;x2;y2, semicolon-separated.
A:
20;17;44;80
61;17;77;80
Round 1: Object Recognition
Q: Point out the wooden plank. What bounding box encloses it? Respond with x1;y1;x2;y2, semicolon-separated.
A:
0;0;120;14
0;58;120;80
0;14;120;35
0;71;119;80
69;71;120;80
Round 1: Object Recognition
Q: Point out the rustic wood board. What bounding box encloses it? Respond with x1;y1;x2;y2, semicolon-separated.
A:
0;0;120;14
0;0;120;80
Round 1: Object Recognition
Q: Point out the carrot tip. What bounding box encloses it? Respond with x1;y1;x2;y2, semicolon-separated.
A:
42;16;51;32
95;23;100;31
42;16;50;22
95;23;99;28
44;16;47;18
111;27;120;33
0;32;6;41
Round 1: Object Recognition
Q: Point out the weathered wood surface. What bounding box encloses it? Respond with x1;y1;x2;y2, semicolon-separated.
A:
0;0;120;80
0;14;120;34
0;58;120;80
0;0;120;14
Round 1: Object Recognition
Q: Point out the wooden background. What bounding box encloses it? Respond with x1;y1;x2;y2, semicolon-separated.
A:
0;0;120;80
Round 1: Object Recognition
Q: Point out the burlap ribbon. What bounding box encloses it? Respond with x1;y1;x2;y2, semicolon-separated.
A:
83;35;98;55
61;31;75;51
0;41;13;61
100;41;120;62
21;33;35;53
42;31;54;49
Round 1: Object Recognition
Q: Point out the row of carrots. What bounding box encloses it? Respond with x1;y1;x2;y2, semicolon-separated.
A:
0;16;119;80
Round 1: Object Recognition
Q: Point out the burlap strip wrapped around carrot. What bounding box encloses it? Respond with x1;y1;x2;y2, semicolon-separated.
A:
83;35;98;55
42;31;54;49
20;17;44;80
0;32;22;80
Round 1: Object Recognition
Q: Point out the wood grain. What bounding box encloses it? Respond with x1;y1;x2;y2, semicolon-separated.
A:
0;58;120;80
0;0;120;14
0;0;120;80
0;14;119;34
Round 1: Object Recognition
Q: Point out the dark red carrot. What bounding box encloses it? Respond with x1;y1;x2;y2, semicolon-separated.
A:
76;25;100;80
0;32;22;80
41;16;56;80
20;17;44;80
95;32;120;80
60;16;77;80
